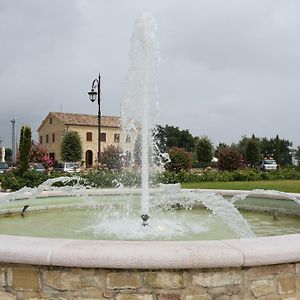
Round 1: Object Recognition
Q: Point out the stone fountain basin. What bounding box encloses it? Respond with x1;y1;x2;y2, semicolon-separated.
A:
0;188;299;269
0;233;300;269
1;189;300;299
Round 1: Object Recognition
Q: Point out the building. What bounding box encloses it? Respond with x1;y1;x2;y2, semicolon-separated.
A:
37;112;137;167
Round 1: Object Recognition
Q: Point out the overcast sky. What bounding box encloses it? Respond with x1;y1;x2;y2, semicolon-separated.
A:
1;0;300;148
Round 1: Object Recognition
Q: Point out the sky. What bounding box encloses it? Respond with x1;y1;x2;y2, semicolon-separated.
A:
0;0;300;148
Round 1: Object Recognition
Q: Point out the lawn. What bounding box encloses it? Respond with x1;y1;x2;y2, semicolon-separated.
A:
181;180;300;193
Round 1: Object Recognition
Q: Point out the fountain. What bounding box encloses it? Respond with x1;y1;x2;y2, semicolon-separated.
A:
0;11;300;299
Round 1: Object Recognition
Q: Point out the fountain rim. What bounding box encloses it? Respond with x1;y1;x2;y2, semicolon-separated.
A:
0;189;300;269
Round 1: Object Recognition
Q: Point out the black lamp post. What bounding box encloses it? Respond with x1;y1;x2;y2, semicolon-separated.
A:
88;73;101;168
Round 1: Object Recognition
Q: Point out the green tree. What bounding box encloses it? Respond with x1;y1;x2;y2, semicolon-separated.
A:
100;145;123;171
165;147;192;173
154;125;195;152
218;146;241;171
246;136;260;167
295;146;300;165
5;148;12;162
196;136;213;164
61;131;82;162
133;135;142;167
18;126;32;174
274;134;280;164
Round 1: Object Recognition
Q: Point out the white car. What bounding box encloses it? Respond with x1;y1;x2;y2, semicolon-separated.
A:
257;159;278;171
56;162;81;173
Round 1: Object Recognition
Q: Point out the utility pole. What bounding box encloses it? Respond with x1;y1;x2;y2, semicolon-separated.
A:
11;118;16;164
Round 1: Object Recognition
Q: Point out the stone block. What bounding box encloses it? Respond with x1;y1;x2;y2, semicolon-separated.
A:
106;272;142;290
10;267;40;291
250;279;275;297
278;277;296;294
145;271;184;289
246;264;294;278
116;294;153;300
80;288;104;298
192;270;241;287
0;267;5;287
43;270;81;290
103;290;115;298
214;296;230;300
208;285;241;296
184;295;211;300
0;291;15;300
157;295;181;300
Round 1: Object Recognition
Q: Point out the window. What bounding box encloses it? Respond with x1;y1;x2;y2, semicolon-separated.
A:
39;136;43;144
52;133;55;143
46;134;49;143
126;135;131;143
50;117;52;124
114;133;120;143
100;132;106;142
86;132;93;141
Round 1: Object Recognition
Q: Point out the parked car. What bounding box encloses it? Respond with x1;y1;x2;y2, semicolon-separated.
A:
29;163;45;173
257;159;278;171
0;162;9;174
55;162;81;173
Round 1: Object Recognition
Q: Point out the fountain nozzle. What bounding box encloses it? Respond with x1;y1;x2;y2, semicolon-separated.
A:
141;214;150;226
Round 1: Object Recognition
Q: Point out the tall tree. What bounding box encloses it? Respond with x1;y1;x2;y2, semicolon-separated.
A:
61;131;82;162
246;135;260;167
18;126;32;174
274;134;281;164
196;136;213;164
154;125;195;153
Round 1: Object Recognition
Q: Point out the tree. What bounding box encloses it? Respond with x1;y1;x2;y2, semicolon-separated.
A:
274;134;280;164
61;131;82;162
245;136;260;167
215;142;228;157
30;142;48;163
154;125;195;153
18;126;32;174
133;135;142;167
100;145;123;171
196;136;213;164
4;148;12;162
165;147;192;173
218;146;242;171
295;146;300;165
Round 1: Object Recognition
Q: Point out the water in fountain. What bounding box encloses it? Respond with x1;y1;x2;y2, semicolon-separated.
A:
230;189;300;205
121;11;160;224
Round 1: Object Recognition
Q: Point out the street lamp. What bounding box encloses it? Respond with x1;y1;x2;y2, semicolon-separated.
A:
88;73;101;168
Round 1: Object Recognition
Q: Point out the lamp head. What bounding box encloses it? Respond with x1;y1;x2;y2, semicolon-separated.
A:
88;89;97;102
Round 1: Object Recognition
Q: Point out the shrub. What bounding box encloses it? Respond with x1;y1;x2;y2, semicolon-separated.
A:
165;147;192;173
196;136;213;164
1;170;48;191
218;147;242;171
100;145;123;171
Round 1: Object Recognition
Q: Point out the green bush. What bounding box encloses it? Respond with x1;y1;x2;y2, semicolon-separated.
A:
1;170;48;191
165;147;192;173
218;147;242;171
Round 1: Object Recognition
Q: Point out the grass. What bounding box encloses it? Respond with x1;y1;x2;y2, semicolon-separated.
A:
181;180;300;194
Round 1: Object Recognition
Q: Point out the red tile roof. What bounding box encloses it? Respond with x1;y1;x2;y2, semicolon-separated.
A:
51;112;121;128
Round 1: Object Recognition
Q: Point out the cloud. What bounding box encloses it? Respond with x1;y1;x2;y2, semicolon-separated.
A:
0;0;299;149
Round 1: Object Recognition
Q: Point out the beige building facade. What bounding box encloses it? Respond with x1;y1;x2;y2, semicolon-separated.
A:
37;112;137;167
